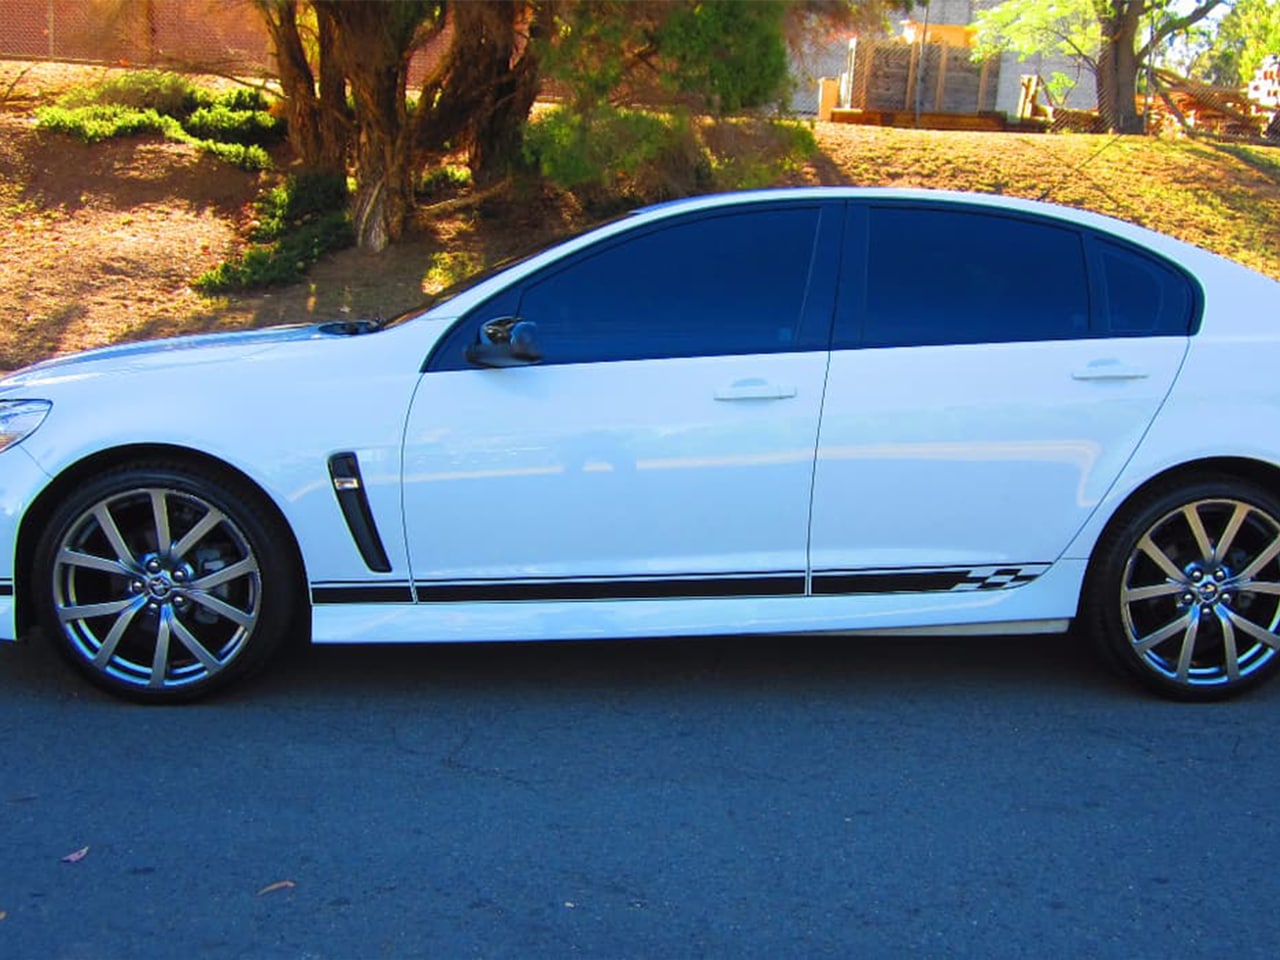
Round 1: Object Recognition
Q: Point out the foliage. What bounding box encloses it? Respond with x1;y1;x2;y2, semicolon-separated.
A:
261;0;813;251
972;0;1100;71
423;250;485;294
525;106;695;193
54;69;202;117
540;0;792;116
972;0;1227;132
183;105;284;146
417;164;473;199
252;173;350;241
657;1;791;112
705;119;818;190
526;106;816;204
35;104;175;143
195;173;353;293
36;71;279;170
1199;0;1280;87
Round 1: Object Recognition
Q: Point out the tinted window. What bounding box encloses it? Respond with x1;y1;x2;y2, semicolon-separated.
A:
516;207;821;364
1098;240;1195;335
861;207;1090;347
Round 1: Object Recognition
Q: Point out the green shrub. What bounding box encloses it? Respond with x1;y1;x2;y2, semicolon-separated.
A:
253;172;349;241
184;105;283;146
525;105;704;198
56;70;201;117
194;214;354;293
212;87;272;113
526;108;816;203
191;139;272;171
196;172;353;293
704;118;817;190
40;71;280;170
418;164;473;198
35;104;177;143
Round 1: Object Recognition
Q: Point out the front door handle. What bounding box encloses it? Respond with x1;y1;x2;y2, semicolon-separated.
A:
714;378;798;401
1071;361;1149;381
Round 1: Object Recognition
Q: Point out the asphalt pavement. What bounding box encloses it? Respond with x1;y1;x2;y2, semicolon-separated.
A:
2;629;1278;959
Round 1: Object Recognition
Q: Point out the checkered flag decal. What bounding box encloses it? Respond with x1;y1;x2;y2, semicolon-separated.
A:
955;565;1051;591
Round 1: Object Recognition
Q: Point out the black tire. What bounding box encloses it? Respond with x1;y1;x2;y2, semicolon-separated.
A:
1081;475;1280;701
33;461;298;703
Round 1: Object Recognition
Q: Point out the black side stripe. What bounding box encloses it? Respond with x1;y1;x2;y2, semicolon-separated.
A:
0;582;12;598
313;584;414;604
309;565;1048;605
415;575;804;603
813;564;1049;595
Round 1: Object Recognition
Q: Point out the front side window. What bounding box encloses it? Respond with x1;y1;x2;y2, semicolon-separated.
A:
515;206;823;364
860;206;1091;348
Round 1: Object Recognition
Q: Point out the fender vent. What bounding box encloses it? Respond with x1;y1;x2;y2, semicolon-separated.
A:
327;453;392;573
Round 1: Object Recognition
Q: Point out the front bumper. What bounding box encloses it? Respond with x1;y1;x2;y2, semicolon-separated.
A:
0;445;52;641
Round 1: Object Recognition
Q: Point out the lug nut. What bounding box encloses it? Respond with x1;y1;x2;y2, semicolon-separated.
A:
173;569;187;582
1215;568;1228;581
1181;592;1195;605
1191;570;1204;583
145;559;162;573
1221;593;1232;606
129;580;143;593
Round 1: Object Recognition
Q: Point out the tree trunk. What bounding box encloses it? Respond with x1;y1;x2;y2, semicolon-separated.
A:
316;0;445;250
460;2;543;183
1094;0;1144;134
414;2;542;184
257;1;349;177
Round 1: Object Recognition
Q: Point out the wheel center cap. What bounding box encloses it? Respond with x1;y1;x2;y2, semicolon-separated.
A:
147;575;173;600
1197;581;1220;603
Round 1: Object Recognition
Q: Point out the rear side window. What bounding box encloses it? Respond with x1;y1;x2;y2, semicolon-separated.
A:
1096;240;1196;335
516;207;823;364
859;206;1091;347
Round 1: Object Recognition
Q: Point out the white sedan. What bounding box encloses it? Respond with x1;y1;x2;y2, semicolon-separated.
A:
2;188;1278;702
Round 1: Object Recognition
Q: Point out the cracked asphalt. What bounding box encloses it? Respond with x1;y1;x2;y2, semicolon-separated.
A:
2;630;1279;958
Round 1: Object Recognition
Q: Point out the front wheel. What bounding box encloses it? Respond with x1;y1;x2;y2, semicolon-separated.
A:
34;462;298;703
1083;476;1280;701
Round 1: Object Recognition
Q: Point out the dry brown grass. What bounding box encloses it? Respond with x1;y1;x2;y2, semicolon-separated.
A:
2;59;1279;372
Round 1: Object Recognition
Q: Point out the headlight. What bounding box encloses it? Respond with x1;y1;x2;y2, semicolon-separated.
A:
0;400;51;452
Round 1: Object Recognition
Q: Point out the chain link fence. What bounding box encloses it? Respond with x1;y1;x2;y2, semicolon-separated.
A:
0;0;274;75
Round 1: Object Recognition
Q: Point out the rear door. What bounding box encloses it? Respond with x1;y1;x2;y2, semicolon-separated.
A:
808;202;1193;593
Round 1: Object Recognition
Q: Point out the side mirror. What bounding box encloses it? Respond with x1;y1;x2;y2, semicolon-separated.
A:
465;317;543;368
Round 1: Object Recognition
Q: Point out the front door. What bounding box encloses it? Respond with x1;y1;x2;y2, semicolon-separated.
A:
402;202;843;602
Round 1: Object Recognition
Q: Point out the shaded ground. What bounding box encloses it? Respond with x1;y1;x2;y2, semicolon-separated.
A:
3;59;1280;372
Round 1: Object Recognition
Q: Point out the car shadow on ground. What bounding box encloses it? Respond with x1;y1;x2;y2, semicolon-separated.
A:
260;629;1121;704
0;625;1122;705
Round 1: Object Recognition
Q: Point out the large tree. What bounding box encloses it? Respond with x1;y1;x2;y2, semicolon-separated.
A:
1199;0;1280;87
974;0;1228;133
257;0;539;251
258;1;882;251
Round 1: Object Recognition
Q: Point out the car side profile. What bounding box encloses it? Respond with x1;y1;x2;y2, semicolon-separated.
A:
2;187;1279;702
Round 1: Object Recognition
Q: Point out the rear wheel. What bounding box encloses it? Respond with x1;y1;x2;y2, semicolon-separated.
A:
34;462;297;703
1083;476;1280;700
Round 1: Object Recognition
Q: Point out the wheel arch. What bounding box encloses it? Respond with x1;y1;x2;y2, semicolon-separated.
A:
1082;456;1280;583
15;443;310;637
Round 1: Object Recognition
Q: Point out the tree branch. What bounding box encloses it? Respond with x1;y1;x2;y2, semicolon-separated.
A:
1140;0;1227;62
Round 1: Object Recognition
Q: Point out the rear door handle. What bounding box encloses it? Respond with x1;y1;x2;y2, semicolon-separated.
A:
1071;362;1149;381
714;378;798;401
